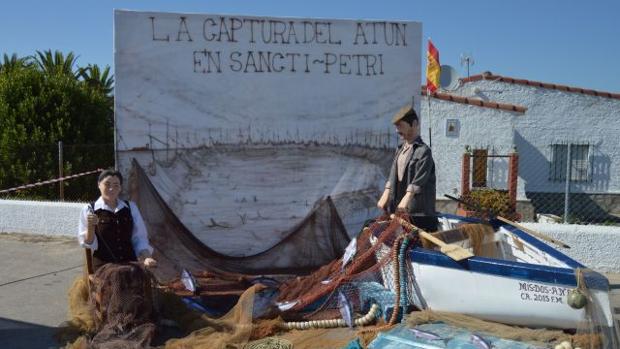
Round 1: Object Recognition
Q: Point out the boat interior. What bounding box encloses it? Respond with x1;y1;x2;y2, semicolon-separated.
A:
429;216;571;269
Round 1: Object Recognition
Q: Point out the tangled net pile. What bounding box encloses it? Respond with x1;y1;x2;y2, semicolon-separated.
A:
62;214;619;349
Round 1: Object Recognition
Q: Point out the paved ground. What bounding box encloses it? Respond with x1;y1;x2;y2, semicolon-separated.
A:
0;233;618;348
0;233;82;349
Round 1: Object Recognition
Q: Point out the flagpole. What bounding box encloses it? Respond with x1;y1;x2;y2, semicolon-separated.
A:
428;89;432;148
426;37;434;148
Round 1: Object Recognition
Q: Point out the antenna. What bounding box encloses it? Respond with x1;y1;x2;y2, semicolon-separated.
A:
460;53;475;78
439;65;460;91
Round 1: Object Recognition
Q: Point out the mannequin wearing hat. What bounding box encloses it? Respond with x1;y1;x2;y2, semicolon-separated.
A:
377;105;438;232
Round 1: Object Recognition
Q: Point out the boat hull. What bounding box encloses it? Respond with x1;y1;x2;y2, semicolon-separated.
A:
411;259;612;329
376;214;614;329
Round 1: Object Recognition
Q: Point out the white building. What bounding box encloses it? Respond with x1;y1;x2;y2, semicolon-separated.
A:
420;72;620;222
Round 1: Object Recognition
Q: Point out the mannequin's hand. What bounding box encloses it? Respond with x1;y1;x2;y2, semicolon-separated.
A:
86;213;98;233
397;192;413;211
143;257;157;268
377;189;390;211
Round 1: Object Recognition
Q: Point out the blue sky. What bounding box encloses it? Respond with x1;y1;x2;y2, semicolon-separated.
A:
2;0;619;92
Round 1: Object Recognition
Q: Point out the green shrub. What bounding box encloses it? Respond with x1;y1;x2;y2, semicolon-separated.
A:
0;52;113;200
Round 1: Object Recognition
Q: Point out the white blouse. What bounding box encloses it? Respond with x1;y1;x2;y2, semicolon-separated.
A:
77;197;153;255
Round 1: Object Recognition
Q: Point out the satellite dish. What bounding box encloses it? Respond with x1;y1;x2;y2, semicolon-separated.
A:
440;65;460;90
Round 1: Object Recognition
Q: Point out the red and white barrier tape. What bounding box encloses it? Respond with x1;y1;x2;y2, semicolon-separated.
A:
0;168;103;194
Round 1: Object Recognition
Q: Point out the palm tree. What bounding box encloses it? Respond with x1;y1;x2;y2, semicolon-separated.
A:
34;50;79;77
0;53;31;73
78;64;114;96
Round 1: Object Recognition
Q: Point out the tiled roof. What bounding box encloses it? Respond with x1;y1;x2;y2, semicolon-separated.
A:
461;72;620;100
421;87;527;114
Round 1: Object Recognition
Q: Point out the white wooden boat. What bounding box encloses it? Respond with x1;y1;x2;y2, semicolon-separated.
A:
375;214;614;330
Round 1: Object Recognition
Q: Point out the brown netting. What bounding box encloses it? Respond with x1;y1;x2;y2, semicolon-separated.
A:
56;277;96;347
128;159;352;284
163;285;258;349
91;263;154;331
61;264;157;349
406;309;571;347
67;276;96;333
276;217;403;313
277;328;358;349
573;268;620;349
90;263;156;348
269;213;421;345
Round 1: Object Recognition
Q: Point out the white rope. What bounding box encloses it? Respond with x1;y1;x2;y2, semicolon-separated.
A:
281;303;379;330
0;168;103;194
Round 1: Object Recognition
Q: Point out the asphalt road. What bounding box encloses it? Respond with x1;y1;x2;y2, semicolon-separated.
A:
0;233;82;349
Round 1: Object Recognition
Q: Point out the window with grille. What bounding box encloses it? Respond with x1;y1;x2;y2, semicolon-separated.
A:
549;144;590;182
472;149;488;187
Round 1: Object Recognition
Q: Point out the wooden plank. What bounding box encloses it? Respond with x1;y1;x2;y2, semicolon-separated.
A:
391;215;474;261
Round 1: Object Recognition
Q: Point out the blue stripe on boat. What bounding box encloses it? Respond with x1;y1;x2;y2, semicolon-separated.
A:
410;214;609;291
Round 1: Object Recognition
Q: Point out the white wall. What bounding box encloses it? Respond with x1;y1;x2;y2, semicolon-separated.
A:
0;199;83;237
444;79;620;194
521;222;620;273
419;95;520;199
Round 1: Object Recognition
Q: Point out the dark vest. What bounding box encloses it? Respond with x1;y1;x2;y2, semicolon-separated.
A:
91;201;137;264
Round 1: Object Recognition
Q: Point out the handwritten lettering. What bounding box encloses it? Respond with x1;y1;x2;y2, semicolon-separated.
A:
148;15;407;77
192;50;384;75
518;282;570;304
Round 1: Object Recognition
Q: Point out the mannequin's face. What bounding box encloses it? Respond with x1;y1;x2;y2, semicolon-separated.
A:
394;120;419;142
98;175;121;202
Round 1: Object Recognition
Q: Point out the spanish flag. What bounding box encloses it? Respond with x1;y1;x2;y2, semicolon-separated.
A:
426;39;440;94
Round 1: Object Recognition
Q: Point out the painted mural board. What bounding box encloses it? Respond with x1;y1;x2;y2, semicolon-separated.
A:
114;10;422;254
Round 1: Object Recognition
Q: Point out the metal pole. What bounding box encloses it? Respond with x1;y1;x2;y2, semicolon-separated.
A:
466;60;470;78
563;143;571;223
427;93;432;148
58;141;64;201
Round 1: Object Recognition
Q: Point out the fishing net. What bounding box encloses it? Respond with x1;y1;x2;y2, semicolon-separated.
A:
275;214;418;329
56;276;96;347
573;268;620;349
61;263;157;349
82;263;157;348
128;159;352;283
66;276;96;333
275;328;359;349
163;285;258;349
406;309;571;347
